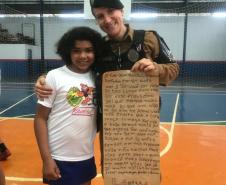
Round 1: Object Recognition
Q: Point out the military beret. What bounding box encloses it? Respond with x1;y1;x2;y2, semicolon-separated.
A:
90;0;124;9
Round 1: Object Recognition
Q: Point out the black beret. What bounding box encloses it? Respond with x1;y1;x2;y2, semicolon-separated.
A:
90;0;124;9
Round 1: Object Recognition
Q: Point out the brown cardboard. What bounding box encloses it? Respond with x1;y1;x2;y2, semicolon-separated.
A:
102;70;160;185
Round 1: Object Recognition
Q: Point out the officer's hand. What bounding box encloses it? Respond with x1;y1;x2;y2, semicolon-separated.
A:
131;58;159;76
34;75;52;100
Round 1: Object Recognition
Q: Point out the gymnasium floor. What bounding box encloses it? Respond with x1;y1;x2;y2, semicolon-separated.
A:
0;83;226;185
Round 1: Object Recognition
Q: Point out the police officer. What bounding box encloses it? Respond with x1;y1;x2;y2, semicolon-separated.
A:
35;0;179;97
91;0;179;85
89;2;179;180
90;0;179;114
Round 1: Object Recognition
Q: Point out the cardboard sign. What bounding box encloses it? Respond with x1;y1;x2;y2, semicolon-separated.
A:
102;70;160;185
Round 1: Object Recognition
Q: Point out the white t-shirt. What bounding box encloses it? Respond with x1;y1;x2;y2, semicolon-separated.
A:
38;66;97;161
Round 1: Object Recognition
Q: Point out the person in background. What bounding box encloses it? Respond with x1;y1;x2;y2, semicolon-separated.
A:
0;164;5;185
0;138;11;161
34;26;103;185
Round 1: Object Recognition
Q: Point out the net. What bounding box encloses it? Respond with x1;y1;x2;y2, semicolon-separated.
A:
132;0;226;89
0;3;40;84
0;0;225;89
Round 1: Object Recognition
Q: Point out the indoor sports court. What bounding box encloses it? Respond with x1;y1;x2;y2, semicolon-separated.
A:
0;0;226;185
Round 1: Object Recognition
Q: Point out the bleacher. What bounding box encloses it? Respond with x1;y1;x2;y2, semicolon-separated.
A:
0;24;35;45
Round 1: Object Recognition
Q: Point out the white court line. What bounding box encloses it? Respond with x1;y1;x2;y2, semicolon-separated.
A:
5;173;103;182
0;93;35;115
6;177;42;182
179;93;226;96
160;93;180;157
161;91;226;95
160;125;170;157
170;121;226;126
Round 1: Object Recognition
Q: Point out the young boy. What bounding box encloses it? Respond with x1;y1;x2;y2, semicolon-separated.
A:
34;27;103;185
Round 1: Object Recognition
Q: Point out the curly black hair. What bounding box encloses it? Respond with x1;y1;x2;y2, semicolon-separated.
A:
56;26;103;66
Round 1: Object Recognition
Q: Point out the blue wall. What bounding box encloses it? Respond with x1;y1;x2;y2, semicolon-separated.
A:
0;59;64;81
1;60;225;88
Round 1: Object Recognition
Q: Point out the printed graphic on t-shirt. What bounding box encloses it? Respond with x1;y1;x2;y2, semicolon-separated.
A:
66;84;95;116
